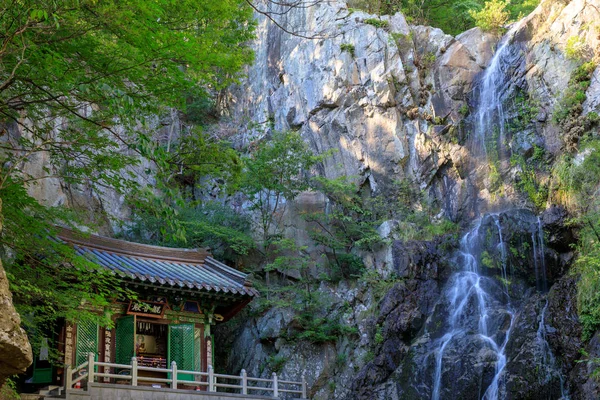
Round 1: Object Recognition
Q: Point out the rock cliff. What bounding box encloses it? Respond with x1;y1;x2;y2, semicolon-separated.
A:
1;0;600;398
215;0;600;399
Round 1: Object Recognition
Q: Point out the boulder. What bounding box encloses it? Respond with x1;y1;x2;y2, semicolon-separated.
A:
0;259;32;385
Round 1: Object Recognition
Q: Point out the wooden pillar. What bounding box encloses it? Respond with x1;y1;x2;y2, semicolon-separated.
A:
64;324;74;367
103;328;112;382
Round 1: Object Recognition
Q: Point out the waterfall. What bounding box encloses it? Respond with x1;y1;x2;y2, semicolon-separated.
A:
431;22;522;400
535;217;548;292
471;23;521;158
431;217;514;400
536;301;570;399
494;216;509;291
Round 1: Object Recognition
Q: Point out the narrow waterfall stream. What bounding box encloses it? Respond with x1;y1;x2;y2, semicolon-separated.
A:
430;19;566;400
536;300;570;399
431;217;515;400
533;217;549;292
431;23;521;400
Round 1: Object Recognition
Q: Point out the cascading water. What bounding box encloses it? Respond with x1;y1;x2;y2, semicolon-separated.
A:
536;300;570;399
431;22;522;399
431;216;514;400
471;21;524;158
532;217;548;292
430;20;548;400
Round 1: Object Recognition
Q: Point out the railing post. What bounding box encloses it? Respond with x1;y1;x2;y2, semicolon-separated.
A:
65;365;73;390
87;352;95;389
171;361;178;390
272;372;278;398
131;356;138;386
208;365;214;392
241;369;247;394
301;373;307;399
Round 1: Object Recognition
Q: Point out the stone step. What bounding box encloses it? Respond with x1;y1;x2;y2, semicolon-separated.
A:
20;394;43;400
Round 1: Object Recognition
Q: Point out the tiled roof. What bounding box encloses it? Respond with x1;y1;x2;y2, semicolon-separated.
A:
57;228;258;298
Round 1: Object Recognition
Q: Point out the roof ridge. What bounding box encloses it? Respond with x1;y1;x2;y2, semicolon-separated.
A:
57;227;210;264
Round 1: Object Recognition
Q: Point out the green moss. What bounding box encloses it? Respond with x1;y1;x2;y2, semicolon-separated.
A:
363;350;375;363
364;18;389;29
266;355;287;373
481;250;495;269
420;52;436;69
374;324;384;344
553;139;600;340
565;35;589;61
340;43;355;57
553;62;597;149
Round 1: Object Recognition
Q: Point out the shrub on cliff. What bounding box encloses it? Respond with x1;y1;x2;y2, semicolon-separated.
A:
469;0;510;34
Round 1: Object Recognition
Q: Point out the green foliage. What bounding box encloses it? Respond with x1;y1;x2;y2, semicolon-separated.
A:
240;131;321;253
358;270;402;305
305;177;385;280
183;89;217;126
510;153;549;210
364;18;390;28
387;179;460;241
552;62;597;150
0;0;255;348
508;92;539;133
588;112;600;124
123;201;254;264
420;52;437;70
350;0;537;36
0;183;132;353
485;127;504;194
553;62;596;125
469;0;510;34
362;350;375;363
0;377;19;400
459;104;470;117
553;139;600;339
481;250;496;269
576;245;600;340
266;355;287;373
341;43;356;57
565;36;589;62
335;352;348;371
374;324;384;344
287;313;358;344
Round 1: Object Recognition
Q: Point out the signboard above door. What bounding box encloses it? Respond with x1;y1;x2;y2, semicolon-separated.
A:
126;300;167;319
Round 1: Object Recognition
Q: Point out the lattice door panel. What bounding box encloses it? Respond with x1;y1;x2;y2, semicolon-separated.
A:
76;320;98;366
115;316;135;365
169;324;195;381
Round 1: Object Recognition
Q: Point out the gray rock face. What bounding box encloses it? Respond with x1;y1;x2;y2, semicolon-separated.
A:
0;202;32;384
215;0;600;398
0;263;32;384
224;2;496;200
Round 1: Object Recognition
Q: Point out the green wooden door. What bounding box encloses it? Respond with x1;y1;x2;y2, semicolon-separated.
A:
168;324;195;381
31;337;53;384
115;316;135;365
76;321;98;367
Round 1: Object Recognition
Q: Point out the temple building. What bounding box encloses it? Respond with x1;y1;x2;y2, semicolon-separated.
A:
31;227;258;388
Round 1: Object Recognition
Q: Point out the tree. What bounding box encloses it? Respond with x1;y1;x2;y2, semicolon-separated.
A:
469;0;510;34
349;0;537;36
239;131;320;255
0;0;255;351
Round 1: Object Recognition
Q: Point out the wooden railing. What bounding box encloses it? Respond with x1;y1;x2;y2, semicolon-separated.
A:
65;353;308;399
